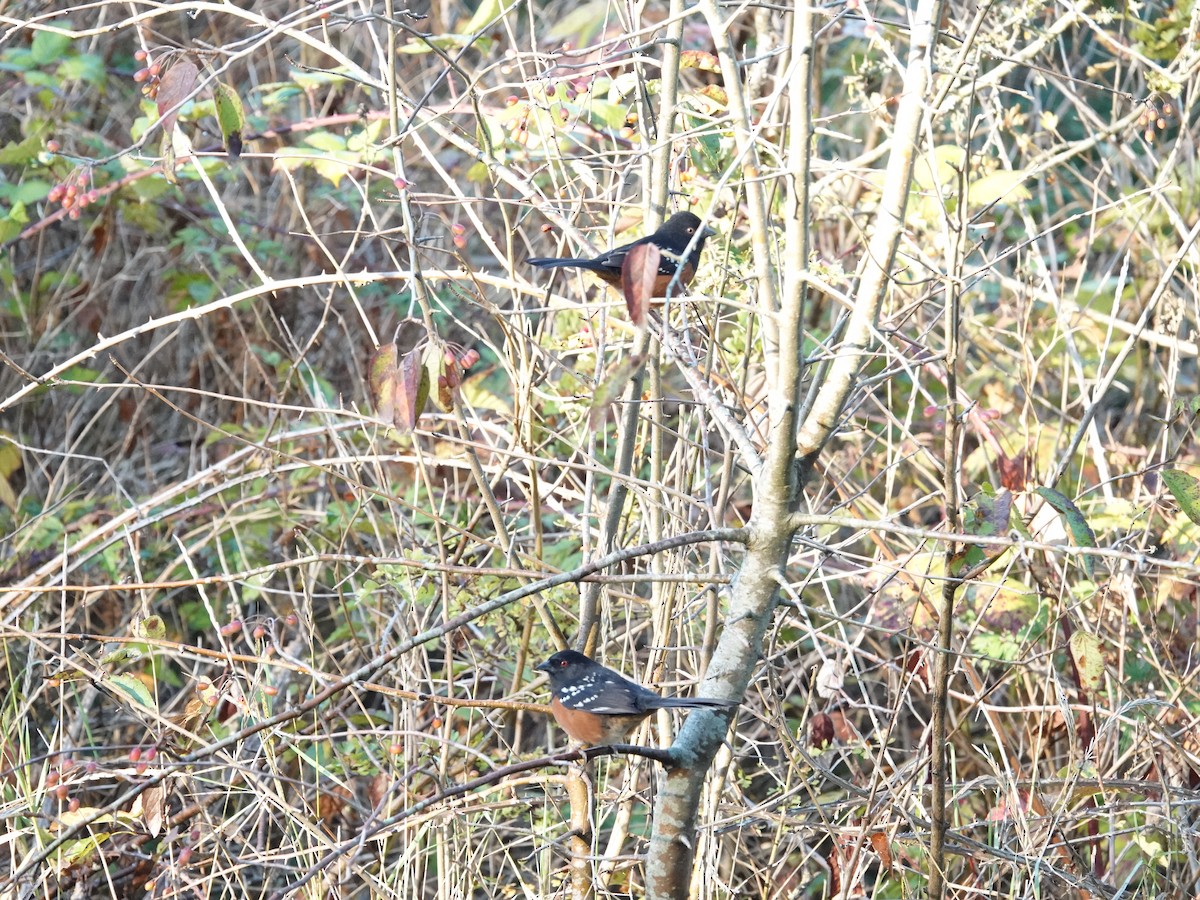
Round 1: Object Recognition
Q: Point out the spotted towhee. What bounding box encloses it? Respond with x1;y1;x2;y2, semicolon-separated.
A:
535;649;737;745
527;211;714;298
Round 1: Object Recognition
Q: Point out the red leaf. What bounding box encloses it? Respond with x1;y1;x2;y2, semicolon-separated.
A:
156;60;199;136
997;449;1029;490
621;242;660;327
809;712;834;749
368;344;429;431
869;832;893;871
394;347;429;431
368;344;399;422
438;350;462;409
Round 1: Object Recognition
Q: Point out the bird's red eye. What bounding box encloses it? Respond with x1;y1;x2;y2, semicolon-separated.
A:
558;659;569;668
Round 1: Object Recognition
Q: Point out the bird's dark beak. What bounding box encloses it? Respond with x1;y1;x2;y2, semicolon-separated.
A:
702;226;716;237
534;659;551;673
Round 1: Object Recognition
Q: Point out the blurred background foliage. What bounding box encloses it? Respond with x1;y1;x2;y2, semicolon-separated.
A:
1;0;1200;896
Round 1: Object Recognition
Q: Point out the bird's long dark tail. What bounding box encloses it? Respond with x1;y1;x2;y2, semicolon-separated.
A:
526;257;605;270
652;696;738;710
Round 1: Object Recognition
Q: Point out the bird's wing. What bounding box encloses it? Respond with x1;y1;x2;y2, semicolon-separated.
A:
556;669;659;714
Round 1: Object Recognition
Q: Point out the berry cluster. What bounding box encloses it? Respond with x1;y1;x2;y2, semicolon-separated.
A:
132;48;164;100
1137;100;1175;144
45;170;97;221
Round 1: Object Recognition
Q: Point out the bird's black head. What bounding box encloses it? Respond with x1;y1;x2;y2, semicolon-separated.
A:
535;649;591;681
661;211;716;254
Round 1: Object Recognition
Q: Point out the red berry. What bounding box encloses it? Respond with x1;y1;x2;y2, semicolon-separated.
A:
55;784;69;800
48;185;64;203
220;620;242;636
68;207;81;220
46;139;61;153
505;95;519;106
129;747;142;763
135;50;147;62
143;746;157;763
68;797;80;812
134;67;150;83
148;62;161;77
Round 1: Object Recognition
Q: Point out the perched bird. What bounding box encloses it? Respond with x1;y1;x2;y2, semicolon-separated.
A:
535;648;737;745
527;211;714;298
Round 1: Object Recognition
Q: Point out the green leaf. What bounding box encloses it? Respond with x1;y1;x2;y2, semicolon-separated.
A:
0;133;46;165
0;179;51;204
31;29;72;66
108;674;156;711
458;0;519;36
1162;468;1200;526
57;53;105;84
345;118;385;153
303;131;346;153
213;81;246;157
1034;487;1098;579
0;219;21;243
968;170;1032;209
134;615;167;640
5;200;29;225
398;33;480;53
274;148;354;187
913;145;966;193
586;100;627;131
55;834;112;869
